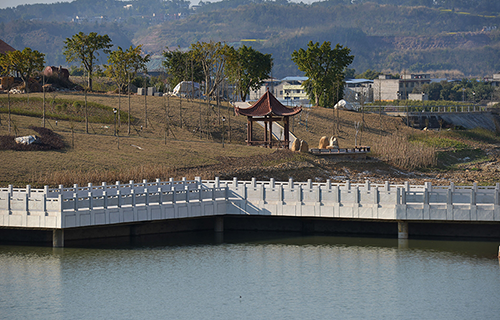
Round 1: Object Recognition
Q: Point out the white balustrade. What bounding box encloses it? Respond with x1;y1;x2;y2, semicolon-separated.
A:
1;179;499;229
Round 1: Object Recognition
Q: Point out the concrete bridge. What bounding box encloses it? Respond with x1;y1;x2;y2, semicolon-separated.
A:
364;105;500;131
1;178;499;246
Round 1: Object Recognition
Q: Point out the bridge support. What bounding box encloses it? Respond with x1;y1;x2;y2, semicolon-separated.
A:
53;229;64;248
398;221;409;239
215;216;224;233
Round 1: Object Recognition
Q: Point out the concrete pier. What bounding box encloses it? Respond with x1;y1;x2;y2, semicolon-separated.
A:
215;216;224;233
52;229;64;248
398;221;409;239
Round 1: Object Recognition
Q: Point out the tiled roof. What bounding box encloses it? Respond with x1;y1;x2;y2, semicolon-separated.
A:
235;90;302;117
0;39;15;54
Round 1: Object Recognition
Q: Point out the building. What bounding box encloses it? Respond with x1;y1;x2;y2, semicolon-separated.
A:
280;76;308;102
373;73;432;101
488;73;500;87
248;78;281;100
344;79;374;102
0;39;15;54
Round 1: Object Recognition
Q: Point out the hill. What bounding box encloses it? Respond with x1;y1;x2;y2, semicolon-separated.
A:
1;0;499;77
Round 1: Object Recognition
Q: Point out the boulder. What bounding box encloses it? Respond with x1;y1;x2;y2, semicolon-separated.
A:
329;136;339;148
319;136;328;149
299;140;309;153
291;138;301;151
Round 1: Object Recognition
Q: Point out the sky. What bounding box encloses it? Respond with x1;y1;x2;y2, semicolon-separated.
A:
0;0;318;10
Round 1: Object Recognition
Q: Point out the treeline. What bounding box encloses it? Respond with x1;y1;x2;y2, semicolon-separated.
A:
422;79;495;102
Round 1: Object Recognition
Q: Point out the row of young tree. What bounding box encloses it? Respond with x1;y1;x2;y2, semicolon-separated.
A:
1;32;354;110
164;40;354;106
0;32;149;94
163;41;273;102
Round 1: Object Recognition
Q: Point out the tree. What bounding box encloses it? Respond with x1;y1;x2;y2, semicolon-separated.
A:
226;45;272;102
190;41;230;97
105;45;150;135
106;45;150;93
63;32;112;91
162;47;203;89
356;69;382;80
292;41;354;107
0;47;45;93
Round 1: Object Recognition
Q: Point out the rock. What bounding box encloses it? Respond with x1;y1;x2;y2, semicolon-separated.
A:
330;136;339;148
291;139;301;152
299;140;309;153
319;136;328;149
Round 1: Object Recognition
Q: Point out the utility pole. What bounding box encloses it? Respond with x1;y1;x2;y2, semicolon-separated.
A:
8;87;11;134
85;86;88;134
43;74;46;127
144;75;147;128
128;73;131;135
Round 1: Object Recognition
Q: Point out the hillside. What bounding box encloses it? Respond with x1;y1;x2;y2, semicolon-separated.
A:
1;0;499;78
2;88;500;187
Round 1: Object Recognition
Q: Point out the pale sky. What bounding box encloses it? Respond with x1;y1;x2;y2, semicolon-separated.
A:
0;0;318;10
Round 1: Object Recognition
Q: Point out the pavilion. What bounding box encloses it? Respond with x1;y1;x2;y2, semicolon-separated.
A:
234;90;301;148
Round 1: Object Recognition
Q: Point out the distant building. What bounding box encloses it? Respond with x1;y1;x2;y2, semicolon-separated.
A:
248;78;282;100
281;76;308;102
373;73;431;101
0;39;15;54
344;79;373;102
488;73;500;87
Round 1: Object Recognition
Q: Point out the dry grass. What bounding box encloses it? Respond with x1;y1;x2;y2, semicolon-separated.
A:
374;132;437;170
0;90;426;187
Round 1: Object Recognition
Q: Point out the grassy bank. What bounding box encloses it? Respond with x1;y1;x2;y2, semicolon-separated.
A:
1;91;499;187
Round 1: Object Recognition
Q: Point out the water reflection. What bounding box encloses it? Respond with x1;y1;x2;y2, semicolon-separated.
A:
1;232;499;319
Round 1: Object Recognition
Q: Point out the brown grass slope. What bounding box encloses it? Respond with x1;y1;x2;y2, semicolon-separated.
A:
1;89;499;187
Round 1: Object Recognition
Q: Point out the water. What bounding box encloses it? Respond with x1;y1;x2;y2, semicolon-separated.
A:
1;232;499;320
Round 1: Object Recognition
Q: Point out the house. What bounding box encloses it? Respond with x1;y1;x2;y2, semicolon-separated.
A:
0;39;15;54
344;78;373;102
487;73;500;87
247;78;282;100
373;73;432;101
280;76;309;102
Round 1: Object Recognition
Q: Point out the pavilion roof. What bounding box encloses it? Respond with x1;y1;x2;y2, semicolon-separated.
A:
235;90;302;117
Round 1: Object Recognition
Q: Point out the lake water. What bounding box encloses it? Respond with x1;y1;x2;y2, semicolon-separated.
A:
1;232;499;319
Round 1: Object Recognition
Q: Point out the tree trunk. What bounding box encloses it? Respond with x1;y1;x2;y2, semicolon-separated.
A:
88;72;92;91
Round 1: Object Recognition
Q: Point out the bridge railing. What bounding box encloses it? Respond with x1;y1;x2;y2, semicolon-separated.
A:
1;178;500;229
364;105;486;113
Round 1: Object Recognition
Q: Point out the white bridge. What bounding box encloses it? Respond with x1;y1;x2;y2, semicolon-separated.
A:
1;178;499;246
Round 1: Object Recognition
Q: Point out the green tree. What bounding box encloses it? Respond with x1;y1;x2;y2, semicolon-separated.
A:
356;69;382;80
190;40;230;97
291;41;354;107
0;47;45;93
226;45;272;102
422;81;443;100
105;44;150;134
63;32;112;91
106;45;150;93
162;47;203;89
